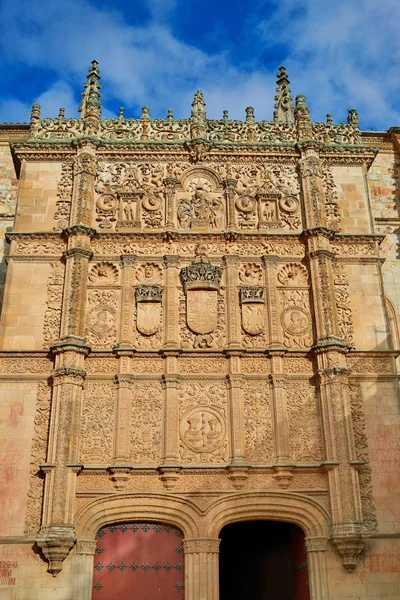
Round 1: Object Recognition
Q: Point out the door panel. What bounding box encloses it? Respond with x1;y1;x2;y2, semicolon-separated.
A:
92;523;184;600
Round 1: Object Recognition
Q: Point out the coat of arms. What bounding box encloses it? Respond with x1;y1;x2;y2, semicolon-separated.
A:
240;287;265;336
135;285;163;336
180;259;223;335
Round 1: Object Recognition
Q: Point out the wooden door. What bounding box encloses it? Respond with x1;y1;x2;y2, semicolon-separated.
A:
92;523;184;600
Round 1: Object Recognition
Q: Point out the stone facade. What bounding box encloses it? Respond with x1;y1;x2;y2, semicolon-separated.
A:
0;62;399;599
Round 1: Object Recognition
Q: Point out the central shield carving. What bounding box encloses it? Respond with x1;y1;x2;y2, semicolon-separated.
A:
242;303;264;336
137;302;162;336
186;288;218;334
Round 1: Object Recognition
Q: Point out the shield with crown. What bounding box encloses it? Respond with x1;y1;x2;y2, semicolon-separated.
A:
181;259;223;335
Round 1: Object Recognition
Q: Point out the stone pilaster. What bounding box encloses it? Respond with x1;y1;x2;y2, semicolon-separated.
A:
223;178;238;232
163;255;180;350
298;142;327;229
118;255;136;347
113;374;132;465
37;337;88;575
183;538;220;600
223;255;241;349
268;353;292;473
162;356;181;467
262;254;282;347
305;537;329;600
164;177;179;231
227;372;246;465
60;225;95;339
70;144;97;226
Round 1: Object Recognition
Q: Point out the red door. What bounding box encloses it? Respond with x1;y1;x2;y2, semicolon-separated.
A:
92;523;184;600
291;527;310;600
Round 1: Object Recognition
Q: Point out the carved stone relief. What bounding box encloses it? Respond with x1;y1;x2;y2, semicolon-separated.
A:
25;382;51;534
43;262;64;348
179;382;228;463
240;286;267;348
238;263;263;286
276;263;312;349
244;382;273;462
133;286;163;347
130;381;162;464
322;164;340;231
177;175;225;230
349;383;378;532
88;262;119;285
85;289;118;348
80;382;115;463
135;262;163;285
95;162;165;230
53;163;73;231
333;263;354;345
286;381;323;462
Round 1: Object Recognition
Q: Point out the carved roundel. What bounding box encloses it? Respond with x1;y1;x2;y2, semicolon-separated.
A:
236;195;256;213
87;305;116;335
180;406;226;454
142;193;162;212
96;194;118;211
279;195;299;214
280;308;311;336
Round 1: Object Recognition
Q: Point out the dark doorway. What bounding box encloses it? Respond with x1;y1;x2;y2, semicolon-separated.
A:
219;521;310;600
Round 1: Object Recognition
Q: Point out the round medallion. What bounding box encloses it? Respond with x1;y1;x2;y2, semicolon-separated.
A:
142;193;162;212
87;306;115;335
279;195;299;214
96;194;118;212
236;195;256;213
180;406;225;453
280;308;310;336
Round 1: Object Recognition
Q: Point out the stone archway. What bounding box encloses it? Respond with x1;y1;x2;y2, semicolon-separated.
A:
219;520;310;600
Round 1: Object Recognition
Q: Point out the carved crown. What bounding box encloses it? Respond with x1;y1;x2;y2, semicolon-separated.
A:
180;259;222;291
135;285;163;303
240;286;265;304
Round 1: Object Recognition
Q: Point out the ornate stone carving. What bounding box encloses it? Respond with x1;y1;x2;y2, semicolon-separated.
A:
95;162;165;230
238;263;263;285
43;262;64;348
180;259;223;290
333;263;354;344
85;289;118;348
130;382;162;464
179;289;225;349
322;164;340;231
135;285;163;336
240;287;265;337
177;177;224;230
279;290;313;348
88;262;119;285
277;263;308;286
25;382;51;534
80;382;115;463
244;382;273;462
286;381;323;462
179;382;228;463
349;383;378;532
53;163;73;231
135;262;163;285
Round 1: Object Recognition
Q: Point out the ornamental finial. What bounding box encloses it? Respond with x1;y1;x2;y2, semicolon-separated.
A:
78;59;102;133
295;94;313;140
190;90;207;138
273;66;294;123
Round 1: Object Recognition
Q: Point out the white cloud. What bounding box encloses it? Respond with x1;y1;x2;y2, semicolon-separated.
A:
0;0;398;128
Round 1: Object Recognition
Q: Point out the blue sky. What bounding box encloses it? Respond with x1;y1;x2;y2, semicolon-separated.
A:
0;0;399;129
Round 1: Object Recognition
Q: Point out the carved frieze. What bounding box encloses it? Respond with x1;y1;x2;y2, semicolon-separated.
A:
178;382;228;463
80;382;115;463
333;263;354;344
53;163;73;231
130;382;162;464
286;381;323;462
43;262;64;348
244;382;273;462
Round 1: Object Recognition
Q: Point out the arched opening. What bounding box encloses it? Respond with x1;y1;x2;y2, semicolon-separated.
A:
91;522;184;599
219;521;310;600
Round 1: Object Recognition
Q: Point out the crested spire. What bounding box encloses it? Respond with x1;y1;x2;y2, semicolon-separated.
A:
273;66;294;124
78;60;102;133
190;90;207;138
295;94;313;140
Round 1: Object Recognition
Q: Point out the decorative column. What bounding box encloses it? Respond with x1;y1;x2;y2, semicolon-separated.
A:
163;255;180;350
118;255;136;347
70;144;97;226
183;538;220;600
223;255;241;349
159;358;181;487
305;537;329;600
223;177;238;232
262;254;282;347
269;358;293;486
296;99;368;569
227;373;246;466
112;375;132;467
71;540;97;600
164;176;179;232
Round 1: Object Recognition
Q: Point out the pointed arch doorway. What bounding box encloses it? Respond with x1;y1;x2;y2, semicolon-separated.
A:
219;521;310;600
91;522;185;600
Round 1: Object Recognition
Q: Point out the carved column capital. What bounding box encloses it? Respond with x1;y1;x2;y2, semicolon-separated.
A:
305;536;328;552
120;254;137;268
164;254;180;268
183;538;221;554
76;539;97;555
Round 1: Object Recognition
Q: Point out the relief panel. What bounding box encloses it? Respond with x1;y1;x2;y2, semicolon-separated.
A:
130;381;163;464
286;381;323;462
244;381;273;462
80;382;115;464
